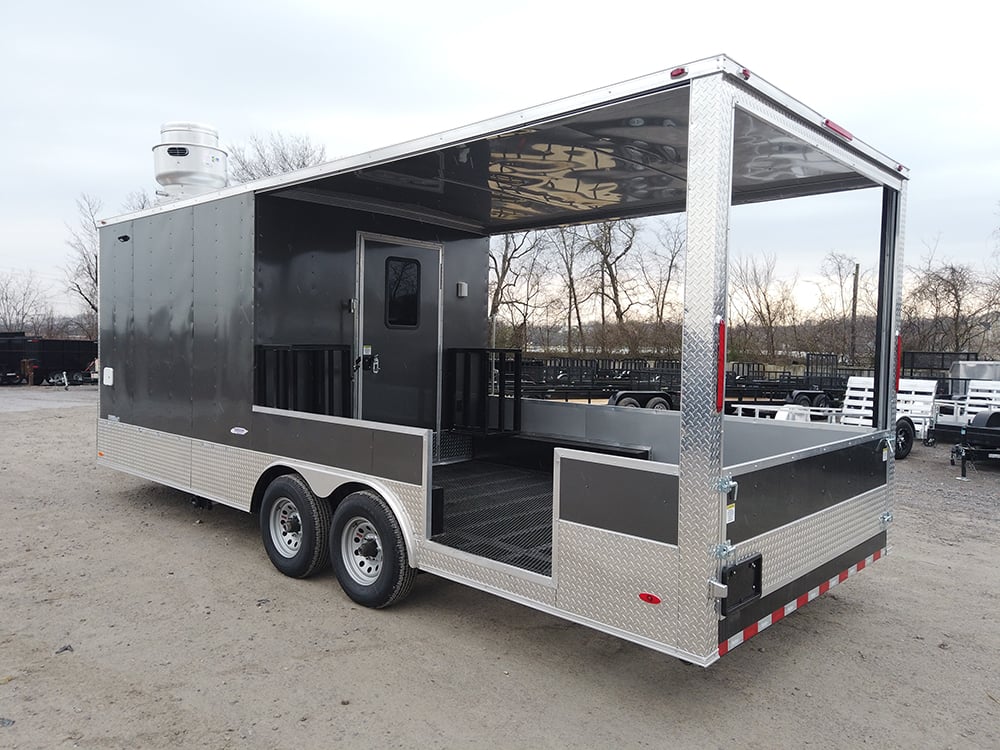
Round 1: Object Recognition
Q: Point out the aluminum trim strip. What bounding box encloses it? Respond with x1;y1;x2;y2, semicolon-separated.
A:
558;519;679;551
553;447;680;476
718;58;908;181
251;404;429;437
725;430;890;475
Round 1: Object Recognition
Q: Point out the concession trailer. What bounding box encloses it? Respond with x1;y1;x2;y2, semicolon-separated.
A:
96;55;907;666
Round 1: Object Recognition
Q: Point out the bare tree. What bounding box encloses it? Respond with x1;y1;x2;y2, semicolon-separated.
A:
903;241;999;354
637;216;685;323
548;226;595;354
730;253;799;361
813;251;876;364
65;194;101;319
488;232;551;348
0;270;49;333
228;132;327;183
582;220;640;353
122;189;152;212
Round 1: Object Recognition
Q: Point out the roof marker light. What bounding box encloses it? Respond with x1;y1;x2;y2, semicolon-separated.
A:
638;593;662;605
670;67;687;79
741;68;751;80
823;119;854;141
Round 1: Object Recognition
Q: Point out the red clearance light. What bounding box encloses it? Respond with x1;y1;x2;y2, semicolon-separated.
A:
823;119;854;141
741;68;751;80
716;317;727;412
670;67;687;79
638;592;662;605
895;333;902;392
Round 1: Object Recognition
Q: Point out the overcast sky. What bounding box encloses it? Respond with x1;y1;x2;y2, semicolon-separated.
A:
3;1;998;314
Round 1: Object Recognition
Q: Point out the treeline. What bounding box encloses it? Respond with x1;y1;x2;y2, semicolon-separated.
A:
490;219;1000;364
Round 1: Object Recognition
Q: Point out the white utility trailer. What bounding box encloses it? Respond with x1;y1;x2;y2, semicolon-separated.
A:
97;55;907;666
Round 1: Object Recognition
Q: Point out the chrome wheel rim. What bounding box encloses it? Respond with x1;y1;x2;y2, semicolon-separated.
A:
269;497;302;558
342;516;382;585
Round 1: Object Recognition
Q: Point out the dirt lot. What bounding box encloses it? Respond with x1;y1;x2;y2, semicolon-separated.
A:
1;387;997;749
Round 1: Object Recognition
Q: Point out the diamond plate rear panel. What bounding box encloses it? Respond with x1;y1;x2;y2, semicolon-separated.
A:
417;543;556;607
98;418;191;489
676;73;735;659
730;488;887;595
556;521;679;646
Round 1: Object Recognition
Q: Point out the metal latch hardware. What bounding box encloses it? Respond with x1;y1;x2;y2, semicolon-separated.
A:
717;476;738;503
708;579;728;599
712;541;734;559
880;511;893;527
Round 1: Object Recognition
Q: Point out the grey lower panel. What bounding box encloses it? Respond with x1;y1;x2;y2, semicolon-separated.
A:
252;409;424;486
556;521;680;650
729;486;887;596
558;458;678;544
97;420;425;536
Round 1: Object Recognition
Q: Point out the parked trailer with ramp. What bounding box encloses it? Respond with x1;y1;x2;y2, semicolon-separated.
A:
97;55;907;666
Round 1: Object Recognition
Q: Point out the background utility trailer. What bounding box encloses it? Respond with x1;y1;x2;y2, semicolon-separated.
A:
97;55;906;666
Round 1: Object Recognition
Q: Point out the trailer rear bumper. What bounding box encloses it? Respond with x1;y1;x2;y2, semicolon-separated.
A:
718;533;886;655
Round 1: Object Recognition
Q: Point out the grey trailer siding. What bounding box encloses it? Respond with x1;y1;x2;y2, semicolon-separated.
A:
254;196;488;353
99;195;254;446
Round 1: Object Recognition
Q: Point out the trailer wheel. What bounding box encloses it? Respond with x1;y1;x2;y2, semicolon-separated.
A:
330;490;415;609
616;397;640;408
895;419;915;460
812;393;831;408
259;474;331;579
646;396;670;411
793;393;812;407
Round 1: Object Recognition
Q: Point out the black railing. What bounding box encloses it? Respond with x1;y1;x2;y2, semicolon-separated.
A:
444;348;522;434
255;344;352;417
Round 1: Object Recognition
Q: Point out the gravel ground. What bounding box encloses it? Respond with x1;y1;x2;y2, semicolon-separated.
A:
0;386;997;749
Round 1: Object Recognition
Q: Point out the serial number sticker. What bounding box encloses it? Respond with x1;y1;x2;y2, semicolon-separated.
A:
882;446;889;462
726;503;736;524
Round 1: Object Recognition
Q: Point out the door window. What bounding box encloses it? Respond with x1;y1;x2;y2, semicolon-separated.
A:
385;256;421;328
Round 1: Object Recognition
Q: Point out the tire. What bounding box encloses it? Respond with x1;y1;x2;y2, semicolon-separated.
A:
330;490;415;609
793;393;812;407
895;419;915;460
259;474;331;578
71;372;84;384
616;397;641;408
646;396;671;411
812;393;831;408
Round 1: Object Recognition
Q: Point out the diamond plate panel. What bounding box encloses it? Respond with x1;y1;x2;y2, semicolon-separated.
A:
100;420;428;549
417;544;556;606
382;478;427;546
676;73;735;658
435;431;473;464
556;521;679;646
98;418;191;489
730;488;886;595
191;440;274;511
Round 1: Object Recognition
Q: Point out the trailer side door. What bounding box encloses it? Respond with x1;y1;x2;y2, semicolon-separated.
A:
356;234;442;430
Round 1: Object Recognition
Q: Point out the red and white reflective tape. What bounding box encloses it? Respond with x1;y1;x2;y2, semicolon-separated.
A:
718;548;885;657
